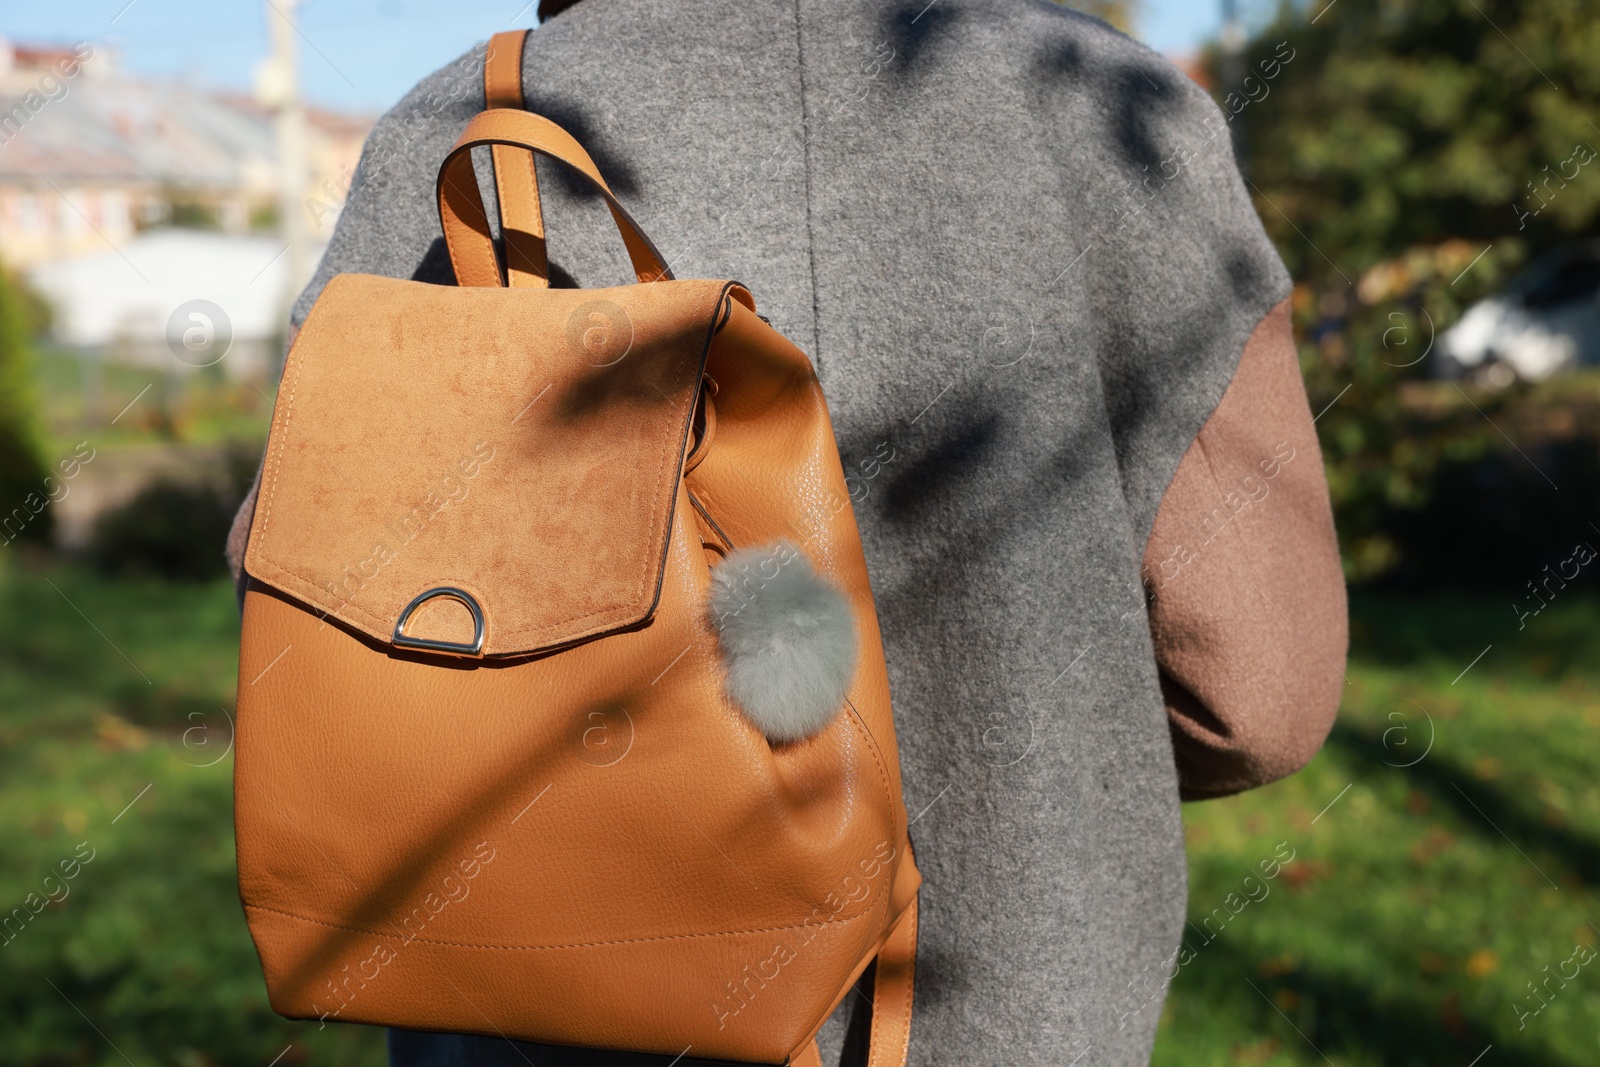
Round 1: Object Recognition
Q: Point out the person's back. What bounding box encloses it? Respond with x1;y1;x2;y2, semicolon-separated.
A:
256;1;1348;1062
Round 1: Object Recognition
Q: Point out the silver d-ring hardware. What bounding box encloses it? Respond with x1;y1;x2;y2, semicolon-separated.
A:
392;587;486;656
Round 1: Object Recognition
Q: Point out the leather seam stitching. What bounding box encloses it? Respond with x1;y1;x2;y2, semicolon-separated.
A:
249;548;647;638
242;899;871;952
842;697;895;839
250;274;340;568
631;321;692;614
790;0;823;370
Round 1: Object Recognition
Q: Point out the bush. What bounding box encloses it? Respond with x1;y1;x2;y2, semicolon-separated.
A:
1381;426;1600;592
1213;0;1600;593
89;480;235;582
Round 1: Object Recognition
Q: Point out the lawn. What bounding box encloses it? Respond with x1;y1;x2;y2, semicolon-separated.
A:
0;558;386;1067
3;556;1596;1065
31;348;276;455
1153;593;1600;1067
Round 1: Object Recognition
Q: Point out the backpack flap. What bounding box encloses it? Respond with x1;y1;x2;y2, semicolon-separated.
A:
243;272;740;657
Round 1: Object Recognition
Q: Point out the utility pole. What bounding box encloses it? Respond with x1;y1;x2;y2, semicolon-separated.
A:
256;0;309;355
1220;0;1247;171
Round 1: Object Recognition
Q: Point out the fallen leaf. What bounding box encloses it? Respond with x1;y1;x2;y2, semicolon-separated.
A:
1258;955;1300;978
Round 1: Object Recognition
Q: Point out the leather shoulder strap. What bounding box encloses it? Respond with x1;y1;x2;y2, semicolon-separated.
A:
484;29;529;108
481;30;549;288
866;897;918;1067
791;897;918;1067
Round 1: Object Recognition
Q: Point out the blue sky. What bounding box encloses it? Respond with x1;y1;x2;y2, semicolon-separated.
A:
3;1;1259;115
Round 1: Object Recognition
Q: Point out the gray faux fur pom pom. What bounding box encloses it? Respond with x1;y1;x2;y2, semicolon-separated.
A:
707;540;858;743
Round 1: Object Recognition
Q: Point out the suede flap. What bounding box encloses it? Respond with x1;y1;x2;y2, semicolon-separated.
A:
245;273;735;657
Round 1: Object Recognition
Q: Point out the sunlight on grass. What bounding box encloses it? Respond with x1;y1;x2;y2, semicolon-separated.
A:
6;556;1597;1065
1153;593;1600;1066
0;557;386;1065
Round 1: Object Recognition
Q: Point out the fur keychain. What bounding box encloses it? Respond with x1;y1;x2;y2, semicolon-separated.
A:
707;540;858;743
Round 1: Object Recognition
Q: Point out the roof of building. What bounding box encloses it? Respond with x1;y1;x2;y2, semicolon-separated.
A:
1;78;279;188
0;39;373;189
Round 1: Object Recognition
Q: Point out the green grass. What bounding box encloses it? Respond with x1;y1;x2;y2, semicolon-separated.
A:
1153;592;1600;1067
0;556;385;1066
4;554;1597;1065
32;348;275;455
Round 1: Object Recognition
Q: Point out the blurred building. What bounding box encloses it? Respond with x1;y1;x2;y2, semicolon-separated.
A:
0;36;368;266
0;35;369;378
27;229;306;380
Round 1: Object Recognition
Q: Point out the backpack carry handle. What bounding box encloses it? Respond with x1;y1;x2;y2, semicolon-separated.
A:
436;108;673;288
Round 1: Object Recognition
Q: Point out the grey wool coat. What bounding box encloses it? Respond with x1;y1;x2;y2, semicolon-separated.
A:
266;0;1336;1063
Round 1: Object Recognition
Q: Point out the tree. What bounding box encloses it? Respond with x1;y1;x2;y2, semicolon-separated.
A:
1212;0;1600;584
0;266;52;548
1231;0;1600;282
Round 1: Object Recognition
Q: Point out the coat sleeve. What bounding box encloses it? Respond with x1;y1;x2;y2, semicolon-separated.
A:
1143;298;1347;800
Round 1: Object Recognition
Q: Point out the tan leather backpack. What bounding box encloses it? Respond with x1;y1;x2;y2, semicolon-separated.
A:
234;29;920;1066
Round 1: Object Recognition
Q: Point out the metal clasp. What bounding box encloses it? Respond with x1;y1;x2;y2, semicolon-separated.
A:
392;587;486;656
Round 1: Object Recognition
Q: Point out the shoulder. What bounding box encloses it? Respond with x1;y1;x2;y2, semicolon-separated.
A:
906;1;1256;249
360;41;488;158
959;0;1221;117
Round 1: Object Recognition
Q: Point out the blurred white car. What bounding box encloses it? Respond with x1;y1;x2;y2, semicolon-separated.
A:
1436;243;1600;384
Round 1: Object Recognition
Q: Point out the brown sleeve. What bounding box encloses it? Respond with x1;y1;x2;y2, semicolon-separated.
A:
1144;299;1347;801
